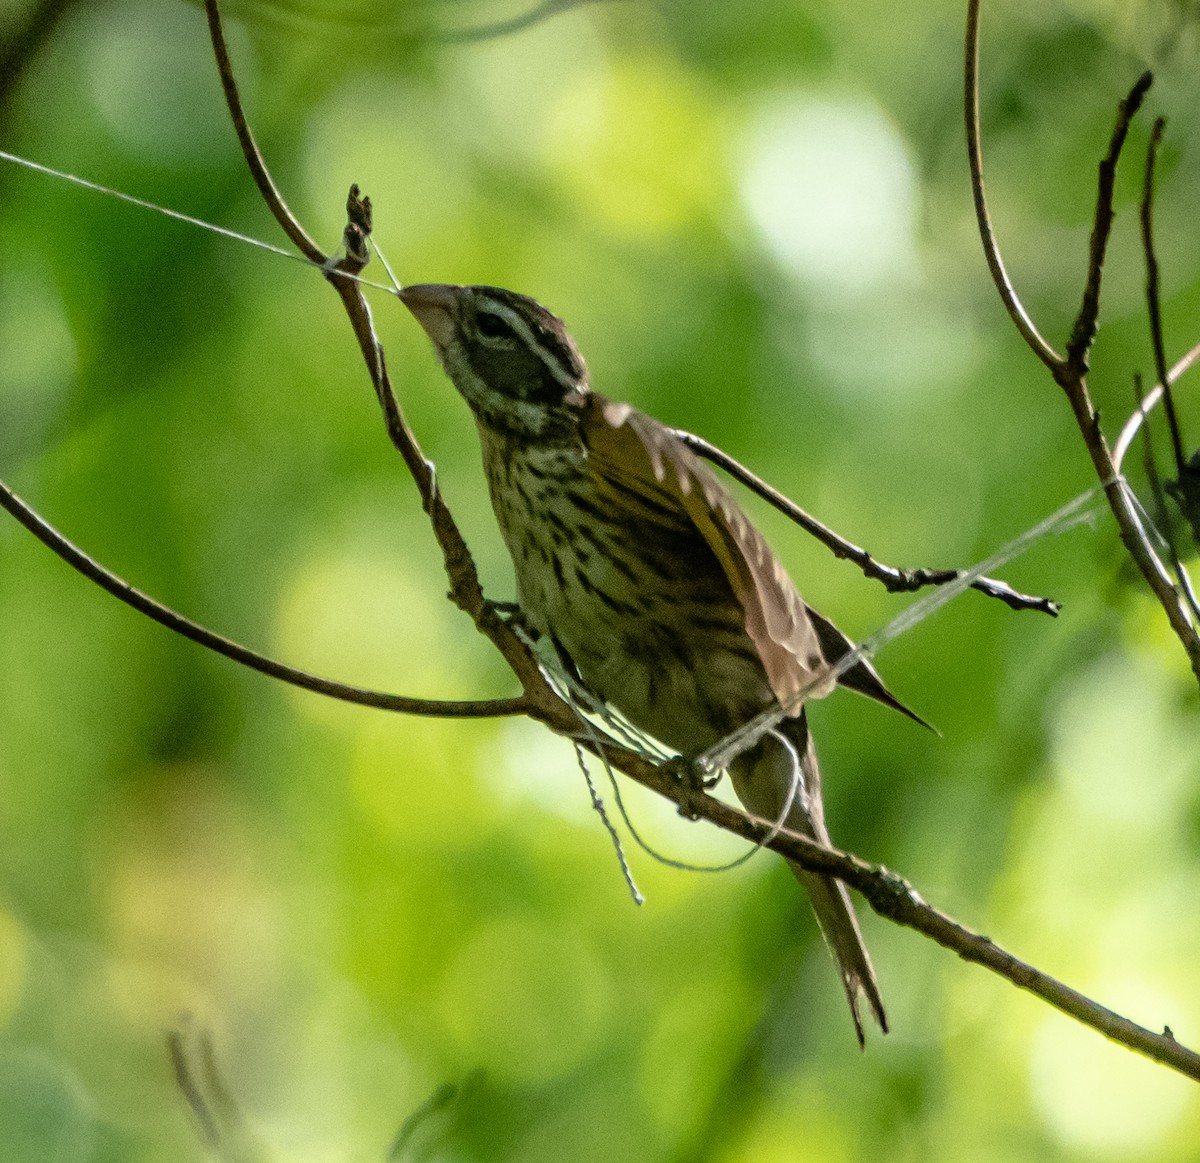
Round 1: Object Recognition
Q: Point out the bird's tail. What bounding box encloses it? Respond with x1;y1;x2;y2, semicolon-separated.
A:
728;711;886;1047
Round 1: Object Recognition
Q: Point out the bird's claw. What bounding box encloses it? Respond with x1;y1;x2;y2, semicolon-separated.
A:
664;757;720;820
484;599;539;640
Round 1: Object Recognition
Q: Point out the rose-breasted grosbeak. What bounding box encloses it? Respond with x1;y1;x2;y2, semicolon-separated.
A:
401;281;921;1043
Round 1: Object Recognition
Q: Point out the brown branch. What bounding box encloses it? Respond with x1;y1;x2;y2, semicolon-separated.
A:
1141;118;1200;549
964;0;1061;369
203;0;324;264
203;0;558;712
1133;376;1200;621
0;476;526;718
673;429;1060;616
556;722;1200;1082
965;1;1200;683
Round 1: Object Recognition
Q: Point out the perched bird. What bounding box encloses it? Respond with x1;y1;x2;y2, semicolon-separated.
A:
400;282;922;1044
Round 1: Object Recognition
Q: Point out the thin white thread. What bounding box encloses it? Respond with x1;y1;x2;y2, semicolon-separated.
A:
371;238;404;295
571;742;643;905
697;485;1107;774
0;149;398;295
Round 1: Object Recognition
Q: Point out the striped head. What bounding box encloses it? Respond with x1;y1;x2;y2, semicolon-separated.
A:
400;284;590;441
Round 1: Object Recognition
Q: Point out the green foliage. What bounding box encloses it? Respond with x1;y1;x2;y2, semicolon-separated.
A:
1;0;1199;1159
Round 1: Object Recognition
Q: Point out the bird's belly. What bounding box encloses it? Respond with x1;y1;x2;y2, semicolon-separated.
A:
516;547;774;756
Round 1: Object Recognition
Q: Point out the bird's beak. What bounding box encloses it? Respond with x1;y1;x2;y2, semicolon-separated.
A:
398;283;460;349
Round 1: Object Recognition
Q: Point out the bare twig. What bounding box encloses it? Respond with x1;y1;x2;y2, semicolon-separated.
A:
965;0;1200;682
964;0;1060;370
673;429;1060;616
1063;70;1154;378
1141;119;1200;547
1140;118;1188;476
0;477;526;718
569;727;1200;1082
1134;376;1200;621
203;0;324;264
204;0;556;710
1113;342;1200;470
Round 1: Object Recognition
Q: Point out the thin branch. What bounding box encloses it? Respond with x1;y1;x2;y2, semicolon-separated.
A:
1113;341;1200;470
964;0;1061;369
203;0;324;264
964;1;1200;682
1140;117;1188;475
0;477;526;719
563;726;1200;1082
674;429;1060;616
1134;376;1200;622
1063;69;1154;378
203;1;556;709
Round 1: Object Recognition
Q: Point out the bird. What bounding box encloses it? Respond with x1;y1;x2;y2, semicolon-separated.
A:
398;281;923;1044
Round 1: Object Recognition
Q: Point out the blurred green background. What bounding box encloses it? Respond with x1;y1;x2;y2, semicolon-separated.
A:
2;0;1200;1158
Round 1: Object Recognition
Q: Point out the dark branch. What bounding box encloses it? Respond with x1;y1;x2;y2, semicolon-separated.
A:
1113;341;1200;470
1063;70;1154;378
1141;118;1187;474
0;477;526;719
1141;118;1200;547
964;2;1199;680
673;429;1060;616
1133;376;1200;621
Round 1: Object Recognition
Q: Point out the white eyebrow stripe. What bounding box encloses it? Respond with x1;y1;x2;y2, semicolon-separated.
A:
482;299;578;391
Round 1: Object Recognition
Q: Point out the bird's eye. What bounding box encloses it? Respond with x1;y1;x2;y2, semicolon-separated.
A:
475;310;516;342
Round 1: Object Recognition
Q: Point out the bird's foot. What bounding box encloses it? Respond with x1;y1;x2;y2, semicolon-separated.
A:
484;599;539;641
664;757;721;821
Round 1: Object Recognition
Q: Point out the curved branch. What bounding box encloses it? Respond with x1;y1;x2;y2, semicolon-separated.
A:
965;0;1061;369
202;2;554;705
964;1;1199;681
203;0;324;264
673;429;1060;615
0;477;526;719
1113;343;1200;471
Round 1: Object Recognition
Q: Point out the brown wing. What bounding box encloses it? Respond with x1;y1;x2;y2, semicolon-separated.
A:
581;394;835;712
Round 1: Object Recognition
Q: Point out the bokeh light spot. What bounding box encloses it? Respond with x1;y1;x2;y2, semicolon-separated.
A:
739;93;919;296
1031;998;1193;1155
